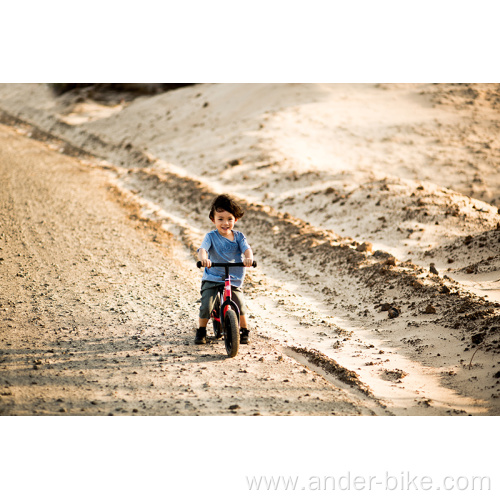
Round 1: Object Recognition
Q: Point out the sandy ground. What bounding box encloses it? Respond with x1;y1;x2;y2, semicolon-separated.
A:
0;124;379;416
1;83;500;416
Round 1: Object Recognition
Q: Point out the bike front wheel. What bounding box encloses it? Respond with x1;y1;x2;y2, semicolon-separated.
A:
224;308;239;358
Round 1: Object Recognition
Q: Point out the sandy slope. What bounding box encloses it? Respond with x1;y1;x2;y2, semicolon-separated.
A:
1;83;499;415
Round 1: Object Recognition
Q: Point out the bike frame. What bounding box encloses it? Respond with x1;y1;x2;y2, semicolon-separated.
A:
216;265;240;328
197;261;257;335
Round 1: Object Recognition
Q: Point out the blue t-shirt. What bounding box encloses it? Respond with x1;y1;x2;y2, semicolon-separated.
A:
199;230;251;287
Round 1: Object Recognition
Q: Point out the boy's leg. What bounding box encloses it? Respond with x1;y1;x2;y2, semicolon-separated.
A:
240;315;250;344
196;282;219;345
195;318;210;344
232;287;250;344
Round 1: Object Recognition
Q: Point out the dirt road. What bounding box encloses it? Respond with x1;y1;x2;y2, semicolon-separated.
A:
0;124;381;416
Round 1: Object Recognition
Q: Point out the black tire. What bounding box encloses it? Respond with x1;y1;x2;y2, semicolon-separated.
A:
224;309;239;358
212;296;222;339
212;318;222;339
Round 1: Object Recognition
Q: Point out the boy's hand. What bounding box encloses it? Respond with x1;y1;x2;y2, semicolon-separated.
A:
243;257;253;267
200;259;212;268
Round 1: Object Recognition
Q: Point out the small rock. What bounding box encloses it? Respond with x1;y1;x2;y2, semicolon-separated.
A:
384;256;397;266
382;368;408;380
373;250;392;260
424;304;436;314
429;263;439;275
356;242;372;253
411;279;424;289
229;404;240;410
465;265;476;274
471;332;485;345
388;307;400;319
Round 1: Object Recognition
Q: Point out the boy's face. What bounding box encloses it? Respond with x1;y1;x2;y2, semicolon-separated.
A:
212;209;237;238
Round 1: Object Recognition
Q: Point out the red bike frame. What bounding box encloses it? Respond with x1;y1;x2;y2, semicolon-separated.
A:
197;261;257;329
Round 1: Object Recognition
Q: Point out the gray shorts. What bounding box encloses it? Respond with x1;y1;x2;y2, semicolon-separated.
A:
199;280;247;319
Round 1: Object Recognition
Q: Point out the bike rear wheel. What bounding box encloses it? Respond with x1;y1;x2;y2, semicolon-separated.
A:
224;308;239;358
212;296;222;339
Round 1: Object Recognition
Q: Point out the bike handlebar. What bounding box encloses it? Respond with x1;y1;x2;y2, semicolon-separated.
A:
197;261;257;268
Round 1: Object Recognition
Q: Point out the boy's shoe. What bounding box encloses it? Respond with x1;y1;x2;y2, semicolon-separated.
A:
195;327;207;345
240;328;250;345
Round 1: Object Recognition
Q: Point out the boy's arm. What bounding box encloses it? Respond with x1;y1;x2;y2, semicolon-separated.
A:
198;248;211;268
243;247;254;267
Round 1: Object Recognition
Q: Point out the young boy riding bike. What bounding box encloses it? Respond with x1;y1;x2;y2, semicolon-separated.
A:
196;194;254;345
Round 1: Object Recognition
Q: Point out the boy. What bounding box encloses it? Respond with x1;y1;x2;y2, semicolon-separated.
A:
196;194;254;345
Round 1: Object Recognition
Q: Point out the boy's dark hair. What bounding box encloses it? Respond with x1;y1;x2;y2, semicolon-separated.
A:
209;194;245;221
